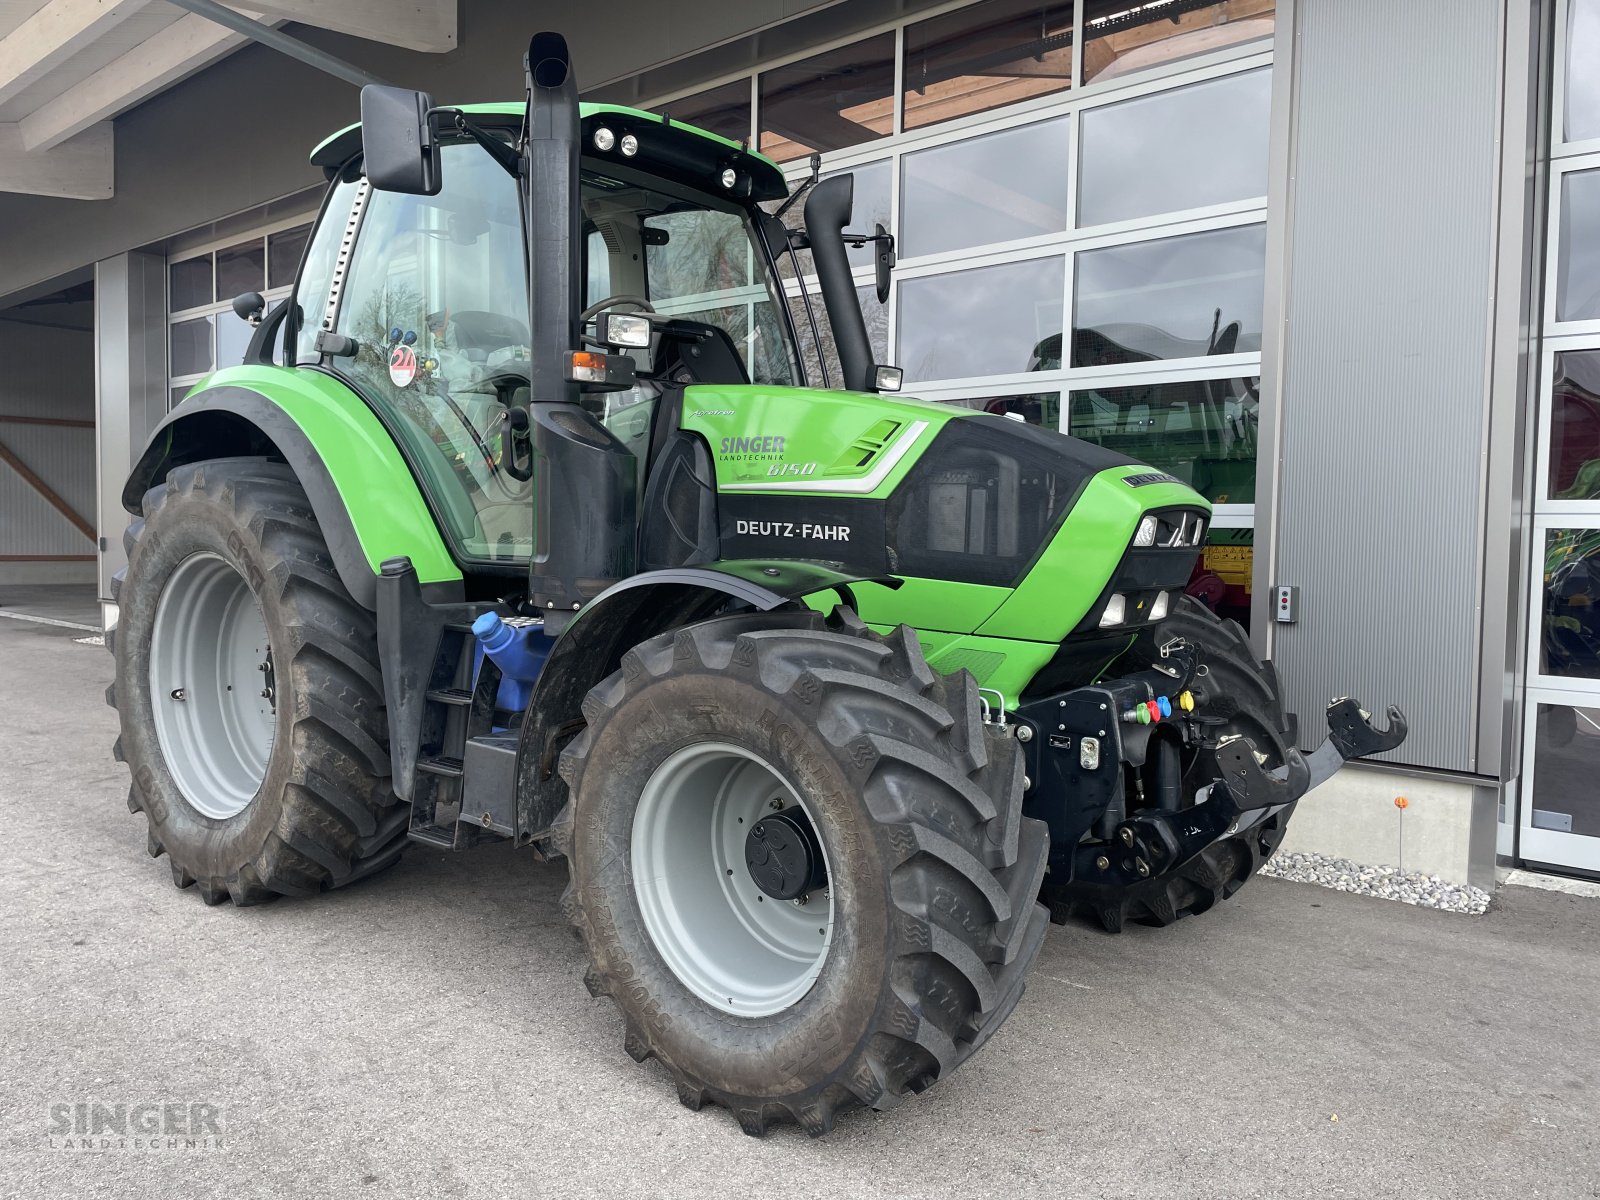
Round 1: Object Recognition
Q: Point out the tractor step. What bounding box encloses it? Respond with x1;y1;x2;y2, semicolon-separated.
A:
425;687;474;707
416;755;464;778
405;826;458;849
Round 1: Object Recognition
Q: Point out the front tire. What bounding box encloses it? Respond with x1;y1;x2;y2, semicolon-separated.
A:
554;610;1050;1136
110;459;407;904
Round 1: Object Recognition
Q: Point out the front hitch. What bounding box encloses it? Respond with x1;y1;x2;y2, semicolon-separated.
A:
1326;698;1409;759
1016;687;1409;890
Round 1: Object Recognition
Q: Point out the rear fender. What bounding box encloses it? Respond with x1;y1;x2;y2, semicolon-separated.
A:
123;367;461;609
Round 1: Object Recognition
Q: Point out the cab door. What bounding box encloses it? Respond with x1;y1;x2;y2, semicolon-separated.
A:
329;140;534;565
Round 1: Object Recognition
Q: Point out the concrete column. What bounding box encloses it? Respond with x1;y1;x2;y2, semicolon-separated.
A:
94;250;165;621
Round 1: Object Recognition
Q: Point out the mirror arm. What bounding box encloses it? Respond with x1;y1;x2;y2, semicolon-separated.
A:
772;152;822;222
430;108;523;179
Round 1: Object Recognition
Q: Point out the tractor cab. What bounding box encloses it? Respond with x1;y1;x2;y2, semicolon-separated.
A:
303;101;808;573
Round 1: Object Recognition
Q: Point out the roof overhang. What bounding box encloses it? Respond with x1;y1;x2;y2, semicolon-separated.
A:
0;0;457;200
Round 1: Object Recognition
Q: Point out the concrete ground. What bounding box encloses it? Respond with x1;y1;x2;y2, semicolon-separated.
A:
0;582;100;630
1;613;1597;1200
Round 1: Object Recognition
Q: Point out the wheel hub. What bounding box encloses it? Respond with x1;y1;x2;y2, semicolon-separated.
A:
631;742;834;1017
745;809;826;901
147;552;275;820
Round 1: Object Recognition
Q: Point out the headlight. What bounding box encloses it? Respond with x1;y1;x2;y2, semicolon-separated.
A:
1133;515;1158;547
1149;591;1169;621
1098;593;1127;628
593;127;615;151
1190;517;1205;545
619;133;639;156
597;311;651;348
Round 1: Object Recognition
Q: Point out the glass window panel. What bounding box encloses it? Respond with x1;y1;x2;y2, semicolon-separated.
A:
1079;67;1270;227
759;34;894;163
334;142;534;561
1557;169;1600;322
947;391;1062;427
1531;703;1600;838
898;256;1064;381
787;284;887;388
216;309;253;368
901;119;1070;257
902;0;1072;131
169;255;212;312
1066;375;1259;503
215;239;265;301
1549;350;1600;498
667;78;753;145
860;283;888;363
1073;224;1265;365
268;224;312;290
643;208;753;303
767;161;891;275
293;178;358;363
1084;0;1274;84
1567;0;1600;143
1541;529;1600;679
786;293;827;387
842;160;892;269
169;316;213;377
1192;525;1253;628
171;387;190;410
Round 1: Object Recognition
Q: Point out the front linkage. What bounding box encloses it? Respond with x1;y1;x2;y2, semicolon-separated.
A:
1006;635;1407;927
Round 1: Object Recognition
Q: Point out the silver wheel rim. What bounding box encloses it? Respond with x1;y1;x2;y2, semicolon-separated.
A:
632;742;834;1017
148;552;275;819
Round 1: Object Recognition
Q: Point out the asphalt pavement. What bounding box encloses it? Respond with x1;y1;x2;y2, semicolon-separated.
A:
1;612;1597;1199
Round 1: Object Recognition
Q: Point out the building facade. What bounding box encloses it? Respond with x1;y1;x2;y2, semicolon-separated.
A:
0;0;1593;885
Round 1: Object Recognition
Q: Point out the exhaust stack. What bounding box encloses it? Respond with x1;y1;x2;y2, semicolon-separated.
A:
804;175;876;393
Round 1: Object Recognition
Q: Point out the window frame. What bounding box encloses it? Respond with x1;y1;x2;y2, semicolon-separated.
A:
166;210;318;406
1516;0;1600;870
738;23;1273;537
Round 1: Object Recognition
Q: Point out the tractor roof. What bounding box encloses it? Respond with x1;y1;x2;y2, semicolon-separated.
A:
309;101;788;202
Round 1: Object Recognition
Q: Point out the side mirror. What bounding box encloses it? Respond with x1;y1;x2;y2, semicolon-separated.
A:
872;221;895;303
360;85;440;195
231;291;265;326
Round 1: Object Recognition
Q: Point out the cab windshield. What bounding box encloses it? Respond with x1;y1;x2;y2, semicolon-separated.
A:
581;168;798;387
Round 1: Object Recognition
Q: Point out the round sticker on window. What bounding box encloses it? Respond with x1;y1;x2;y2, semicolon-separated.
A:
388;343;418;388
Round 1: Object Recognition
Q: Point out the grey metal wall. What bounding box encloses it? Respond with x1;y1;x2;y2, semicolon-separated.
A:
95;252;168;603
0;319;97;584
1268;0;1503;773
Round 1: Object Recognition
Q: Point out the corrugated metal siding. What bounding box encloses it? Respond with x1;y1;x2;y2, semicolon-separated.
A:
1273;0;1501;773
0;320;97;560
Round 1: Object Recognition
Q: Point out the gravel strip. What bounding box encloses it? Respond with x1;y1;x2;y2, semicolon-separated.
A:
1260;850;1492;915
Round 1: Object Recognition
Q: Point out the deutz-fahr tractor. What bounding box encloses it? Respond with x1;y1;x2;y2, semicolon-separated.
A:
108;32;1406;1136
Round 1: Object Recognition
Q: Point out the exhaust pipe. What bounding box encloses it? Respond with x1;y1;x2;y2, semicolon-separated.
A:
804;175;875;393
524;31;581;407
522;31;638;619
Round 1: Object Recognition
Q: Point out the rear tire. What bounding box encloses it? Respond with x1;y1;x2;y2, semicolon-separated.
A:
109;458;406;904
554;609;1050;1136
1042;597;1298;933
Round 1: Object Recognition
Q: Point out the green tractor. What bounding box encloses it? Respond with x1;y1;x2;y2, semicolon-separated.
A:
108;33;1405;1136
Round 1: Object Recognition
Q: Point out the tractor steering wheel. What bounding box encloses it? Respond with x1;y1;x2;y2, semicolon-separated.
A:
579;295;656;323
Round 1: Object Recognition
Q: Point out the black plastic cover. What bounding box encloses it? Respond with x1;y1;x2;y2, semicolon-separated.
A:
885;414;1136;588
359;85;440;195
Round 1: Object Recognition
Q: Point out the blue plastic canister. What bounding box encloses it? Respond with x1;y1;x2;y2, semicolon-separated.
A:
470;612;552;714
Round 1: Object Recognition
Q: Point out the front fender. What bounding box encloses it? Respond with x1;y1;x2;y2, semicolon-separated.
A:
124;365;461;609
512;561;897;840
